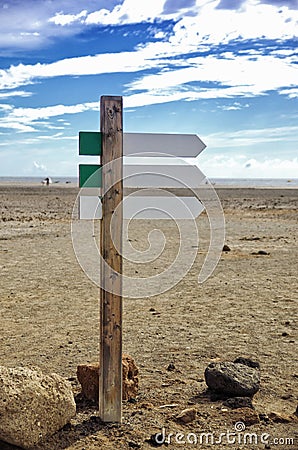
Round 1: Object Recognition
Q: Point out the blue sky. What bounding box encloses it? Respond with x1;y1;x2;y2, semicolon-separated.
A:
0;0;297;178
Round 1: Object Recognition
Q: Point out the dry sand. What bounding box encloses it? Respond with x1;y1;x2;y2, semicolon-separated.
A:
0;183;297;449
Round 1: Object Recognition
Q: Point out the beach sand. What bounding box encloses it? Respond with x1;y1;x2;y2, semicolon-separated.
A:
0;184;297;449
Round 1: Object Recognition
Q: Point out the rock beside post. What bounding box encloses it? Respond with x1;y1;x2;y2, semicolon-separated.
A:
77;353;139;402
204;360;260;397
0;365;76;449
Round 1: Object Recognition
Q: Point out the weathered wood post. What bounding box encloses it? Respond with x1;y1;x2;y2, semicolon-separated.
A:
99;96;123;423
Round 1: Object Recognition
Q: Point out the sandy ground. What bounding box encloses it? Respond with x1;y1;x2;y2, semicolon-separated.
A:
0;183;297;450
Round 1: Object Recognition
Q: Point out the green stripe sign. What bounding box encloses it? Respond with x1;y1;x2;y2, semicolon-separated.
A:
79;164;102;188
79;131;102;155
79;131;206;157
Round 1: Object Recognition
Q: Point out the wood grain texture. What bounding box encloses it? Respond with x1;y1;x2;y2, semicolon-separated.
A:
99;96;123;423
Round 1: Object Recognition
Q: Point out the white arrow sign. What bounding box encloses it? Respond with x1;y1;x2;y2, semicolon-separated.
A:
123;164;205;188
79;195;204;220
78;162;207;219
123;133;205;157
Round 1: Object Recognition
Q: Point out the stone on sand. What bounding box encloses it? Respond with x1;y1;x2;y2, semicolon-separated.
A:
204;361;260;397
175;407;197;424
0;365;76;449
222;244;231;252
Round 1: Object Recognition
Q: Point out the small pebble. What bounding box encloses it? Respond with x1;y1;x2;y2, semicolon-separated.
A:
167;363;175;371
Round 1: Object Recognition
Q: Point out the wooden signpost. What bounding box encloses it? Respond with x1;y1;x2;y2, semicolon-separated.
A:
78;95;207;423
99;96;123;423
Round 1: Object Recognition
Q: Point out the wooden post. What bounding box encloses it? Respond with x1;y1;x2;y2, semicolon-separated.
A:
99;96;123;423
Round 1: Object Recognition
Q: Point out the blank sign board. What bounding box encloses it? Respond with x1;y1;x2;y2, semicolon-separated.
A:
79;164;205;189
79;196;102;219
123;164;205;188
79;131;206;157
79;195;204;219
122;196;204;219
123;133;206;157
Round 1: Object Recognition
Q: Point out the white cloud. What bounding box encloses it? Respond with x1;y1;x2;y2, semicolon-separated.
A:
0;104;13;111
124;89;196;108
0;101;99;132
0;50;165;90
33;160;47;172
49;10;87;26
0;86;296;134
81;0;298;46
279;88;298;98
0;121;36;132
196;2;297;43
10;102;98;120
0;90;32;99
219;102;250;110
127;53;297;97
243;157;298;172
198;154;298;178
85;0;165;25
0;48;296;107
205;125;298;148
0;1;116;50
154;31;167;39
49;0;297;42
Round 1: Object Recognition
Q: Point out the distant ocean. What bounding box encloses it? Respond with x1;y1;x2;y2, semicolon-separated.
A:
0;177;297;188
0;176;78;185
211;178;298;187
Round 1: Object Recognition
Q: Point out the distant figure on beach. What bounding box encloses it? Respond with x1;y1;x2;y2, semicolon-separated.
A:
41;177;52;186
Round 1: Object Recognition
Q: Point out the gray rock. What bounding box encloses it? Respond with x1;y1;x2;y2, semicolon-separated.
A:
204;361;260;397
0;366;76;449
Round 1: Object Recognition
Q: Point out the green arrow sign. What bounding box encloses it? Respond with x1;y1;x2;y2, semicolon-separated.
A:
79;164;102;188
79;131;102;155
